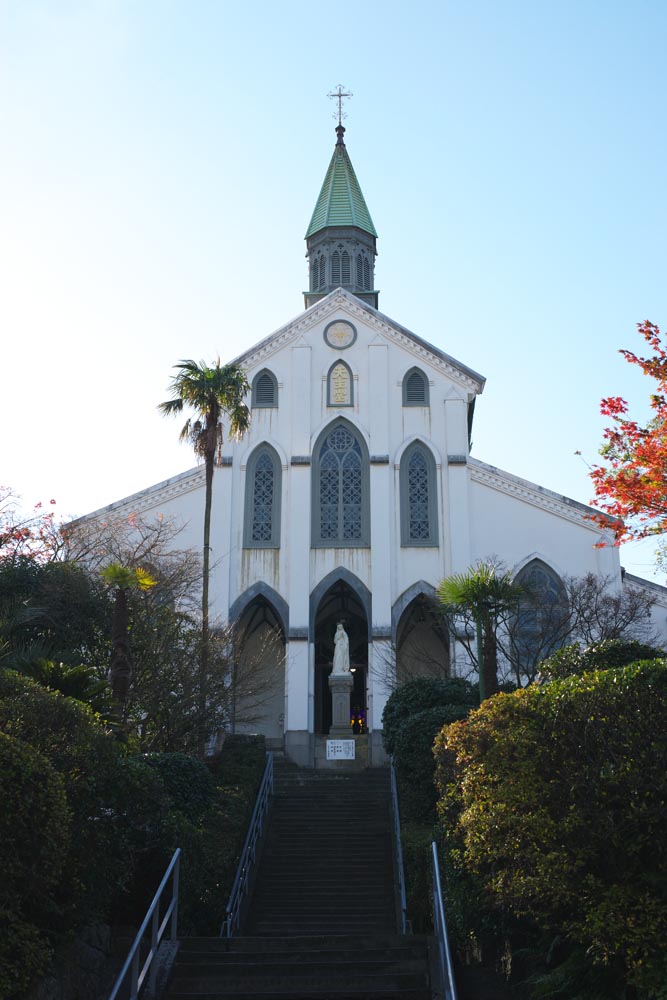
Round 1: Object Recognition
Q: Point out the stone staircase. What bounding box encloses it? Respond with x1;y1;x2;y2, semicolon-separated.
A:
165;761;432;999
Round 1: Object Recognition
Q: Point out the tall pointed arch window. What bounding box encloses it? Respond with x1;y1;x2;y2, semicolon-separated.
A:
244;445;281;548
251;369;278;408
511;560;567;676
312;422;370;547
402;367;429;406
400;442;439;546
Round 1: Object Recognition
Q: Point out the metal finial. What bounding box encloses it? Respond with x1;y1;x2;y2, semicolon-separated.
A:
327;84;353;127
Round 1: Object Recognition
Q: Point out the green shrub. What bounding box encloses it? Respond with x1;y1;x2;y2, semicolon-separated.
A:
0;670;176;933
393;705;471;824
434;661;667;994
382;677;478;756
0;732;71;999
143;752;215;823
539;638;663;681
0;911;52;1000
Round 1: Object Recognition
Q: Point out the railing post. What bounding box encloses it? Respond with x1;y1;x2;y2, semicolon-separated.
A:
431;841;458;1000
170;853;180;940
389;757;409;935
130;950;139;1000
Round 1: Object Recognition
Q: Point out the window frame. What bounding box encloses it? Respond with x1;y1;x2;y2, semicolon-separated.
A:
251;369;278;409
243;444;282;549
311;420;370;548
402;367;430;407
399;441;439;547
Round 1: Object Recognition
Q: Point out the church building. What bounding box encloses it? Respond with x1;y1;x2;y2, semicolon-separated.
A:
77;121;667;766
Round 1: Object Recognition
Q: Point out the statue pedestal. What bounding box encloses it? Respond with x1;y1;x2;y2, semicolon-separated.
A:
328;672;353;737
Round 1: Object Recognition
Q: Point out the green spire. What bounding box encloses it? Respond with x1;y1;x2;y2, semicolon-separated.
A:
305;126;377;239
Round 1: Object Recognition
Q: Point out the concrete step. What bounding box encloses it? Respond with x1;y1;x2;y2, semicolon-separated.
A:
167;935;431;999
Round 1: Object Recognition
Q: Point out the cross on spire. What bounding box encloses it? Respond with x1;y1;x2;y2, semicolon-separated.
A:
327;84;353;127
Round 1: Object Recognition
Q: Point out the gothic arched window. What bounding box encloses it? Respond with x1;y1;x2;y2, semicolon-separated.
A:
402;367;429;406
327;360;353;407
244;445;281;548
356;253;363;287
251;369;278;408
341;251;351;284
318;254;326;289
312;257;319;291
312;422;370;547
400;442;439;546
511;560;567;676
363;256;370;289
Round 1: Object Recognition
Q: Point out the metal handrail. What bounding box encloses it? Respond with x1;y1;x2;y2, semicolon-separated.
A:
220;751;274;937
389;756;410;935
431;841;458;1000
108;847;180;1000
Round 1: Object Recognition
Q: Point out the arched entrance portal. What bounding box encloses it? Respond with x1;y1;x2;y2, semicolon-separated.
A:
313;580;368;734
232;596;286;746
396;593;450;684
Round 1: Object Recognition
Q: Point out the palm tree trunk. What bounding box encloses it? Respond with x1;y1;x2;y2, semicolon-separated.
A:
482;625;500;697
200;450;213;755
110;587;132;706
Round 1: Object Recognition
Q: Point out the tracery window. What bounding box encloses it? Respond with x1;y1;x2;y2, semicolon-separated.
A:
400;442;438;546
251;369;278;408
327;360;353;406
312;422;369;547
511;560;566;673
402;367;429;406
244;446;281;548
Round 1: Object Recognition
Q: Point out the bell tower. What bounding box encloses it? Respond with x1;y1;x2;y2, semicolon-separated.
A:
304;93;378;309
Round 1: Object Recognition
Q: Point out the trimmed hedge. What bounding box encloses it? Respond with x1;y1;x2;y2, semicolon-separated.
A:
435;660;667;995
382;677;478;756
538;637;663;682
144;751;215;823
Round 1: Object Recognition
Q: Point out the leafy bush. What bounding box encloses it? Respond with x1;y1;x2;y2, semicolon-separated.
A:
382;677;478;756
393;705;471;823
0;732;70;999
435;661;667;995
538;638;663;682
0;670;172;930
144;751;215;823
0;911;52;1000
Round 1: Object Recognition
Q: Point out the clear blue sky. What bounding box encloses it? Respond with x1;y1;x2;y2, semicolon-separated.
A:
1;1;666;578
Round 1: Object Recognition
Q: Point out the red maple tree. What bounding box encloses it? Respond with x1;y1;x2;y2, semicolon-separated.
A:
0;487;62;562
590;321;667;544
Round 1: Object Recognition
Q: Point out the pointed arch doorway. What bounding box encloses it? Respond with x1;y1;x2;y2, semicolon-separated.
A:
313;579;368;734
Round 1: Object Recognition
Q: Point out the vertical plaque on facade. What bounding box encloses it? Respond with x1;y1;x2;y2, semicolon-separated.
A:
326;739;356;760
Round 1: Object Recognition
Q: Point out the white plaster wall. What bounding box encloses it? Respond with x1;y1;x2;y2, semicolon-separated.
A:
469;469;621;582
228;298;474;625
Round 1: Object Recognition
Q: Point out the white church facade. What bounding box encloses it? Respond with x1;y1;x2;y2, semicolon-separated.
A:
78;124;667;766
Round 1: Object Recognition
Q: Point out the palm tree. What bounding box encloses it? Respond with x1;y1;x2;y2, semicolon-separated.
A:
100;562;156;705
158;359;250;752
438;561;522;699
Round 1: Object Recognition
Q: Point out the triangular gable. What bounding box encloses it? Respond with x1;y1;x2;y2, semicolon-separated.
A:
232;288;486;399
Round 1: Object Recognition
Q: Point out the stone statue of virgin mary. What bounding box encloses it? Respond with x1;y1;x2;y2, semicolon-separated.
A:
332;622;350;674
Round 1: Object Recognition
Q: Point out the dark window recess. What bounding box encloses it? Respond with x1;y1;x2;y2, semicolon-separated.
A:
405;370;428;405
